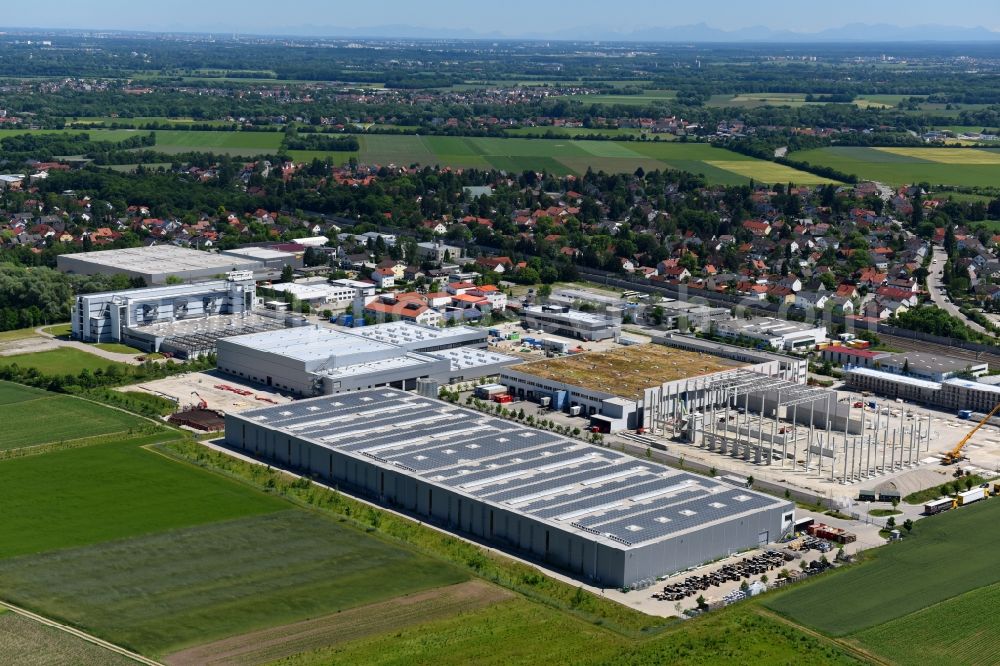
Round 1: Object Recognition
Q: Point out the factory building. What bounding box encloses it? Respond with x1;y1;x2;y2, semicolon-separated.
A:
71;271;258;348
221;246;303;271
57;245;262;285
846;367;1000;412
349;321;487;352
522;305;621;341
713;317;828;351
217;323;516;396
225;389;795;588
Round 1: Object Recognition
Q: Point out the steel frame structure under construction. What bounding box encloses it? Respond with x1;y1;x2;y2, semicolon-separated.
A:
645;369;931;483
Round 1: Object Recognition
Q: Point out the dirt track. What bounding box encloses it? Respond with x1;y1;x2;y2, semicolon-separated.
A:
163;580;513;666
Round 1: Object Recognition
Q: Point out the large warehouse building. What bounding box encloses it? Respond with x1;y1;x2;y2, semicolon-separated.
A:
217;323;515;395
225;389;795;588
57;245;263;284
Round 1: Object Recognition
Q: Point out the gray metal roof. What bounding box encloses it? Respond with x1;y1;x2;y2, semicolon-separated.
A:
234;388;791;549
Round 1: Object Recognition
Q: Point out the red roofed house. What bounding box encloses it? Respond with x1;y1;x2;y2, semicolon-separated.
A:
371;267;396;289
820;345;892;369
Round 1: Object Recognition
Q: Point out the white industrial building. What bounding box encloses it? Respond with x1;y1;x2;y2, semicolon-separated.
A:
217;323;515;395
713;317;828;351
522;305;621;341
71;271;261;354
221;246;302;271
846;367;1000;412
57;245;263;284
225;388;795;588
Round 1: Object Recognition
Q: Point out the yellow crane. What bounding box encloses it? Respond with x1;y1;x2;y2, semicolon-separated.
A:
943;402;1000;465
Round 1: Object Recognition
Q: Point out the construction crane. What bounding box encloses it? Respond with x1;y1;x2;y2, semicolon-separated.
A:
190;391;208;410
943;402;1000;465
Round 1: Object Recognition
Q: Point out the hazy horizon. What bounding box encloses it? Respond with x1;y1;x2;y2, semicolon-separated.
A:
3;0;1000;40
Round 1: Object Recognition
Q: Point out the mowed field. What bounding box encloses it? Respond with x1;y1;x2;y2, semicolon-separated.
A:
294;135;836;184
0;609;136;665
0;510;467;656
0;380;147;450
0;347;127;375
765;498;1000;664
792;145;1000;186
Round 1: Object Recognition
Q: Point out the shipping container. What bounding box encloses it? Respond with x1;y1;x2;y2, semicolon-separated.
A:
858;490;877;502
569;405;582;416
492;393;513;404
551;390;568;411
958;488;987;506
958;409;974;420
475;384;508;399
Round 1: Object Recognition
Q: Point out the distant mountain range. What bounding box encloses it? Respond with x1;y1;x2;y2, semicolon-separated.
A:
270;22;1000;43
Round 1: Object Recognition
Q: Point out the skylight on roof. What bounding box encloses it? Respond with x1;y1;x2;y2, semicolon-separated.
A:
654;516;670;524
679;509;697;517
734;494;752;502
625;525;643;532
709;502;726;509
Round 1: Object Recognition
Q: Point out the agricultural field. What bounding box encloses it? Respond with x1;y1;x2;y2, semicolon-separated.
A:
792;145;1000;187
292;135;835;184
851;581;1000;666
765;498;1000;664
555;89;676;105
0;347;127;375
0;381;148;450
271;599;859;666
0;610;136;666
151;129;284;154
0;434;284;558
0;510;467;656
504;127;651;139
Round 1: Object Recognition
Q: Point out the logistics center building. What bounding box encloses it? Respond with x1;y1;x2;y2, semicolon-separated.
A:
226;388;795;588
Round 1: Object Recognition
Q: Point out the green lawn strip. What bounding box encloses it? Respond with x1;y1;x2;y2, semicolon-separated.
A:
0;327;41;342
0;435;286;559
764;498;1000;636
0;612;136;665
0;380;48;405
40;323;71;337
0;510;467;656
269;598;859;666
0;348;128;375
851;581;1000;666
92;343;143;354
159;439;667;636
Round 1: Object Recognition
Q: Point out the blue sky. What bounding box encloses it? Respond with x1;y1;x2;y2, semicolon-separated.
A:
2;0;998;36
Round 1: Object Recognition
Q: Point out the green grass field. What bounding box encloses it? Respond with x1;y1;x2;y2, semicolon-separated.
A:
765;498;1000;637
0;381;148;450
272;599;859;666
0;611;136;665
0;435;285;558
792;145;1000;186
150;129;284;154
555;90;676;106
851;581;1000;665
0;510;467;656
0;348;127;376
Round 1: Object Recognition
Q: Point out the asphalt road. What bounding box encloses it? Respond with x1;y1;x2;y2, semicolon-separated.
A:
925;245;989;334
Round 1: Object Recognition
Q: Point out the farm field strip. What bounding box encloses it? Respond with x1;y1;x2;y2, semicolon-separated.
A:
0;610;137;666
851;581;1000;666
764;498;1000;636
0;510;467;656
163;580;512;666
792;146;1000;186
875;147;1000;164
0;435;286;559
